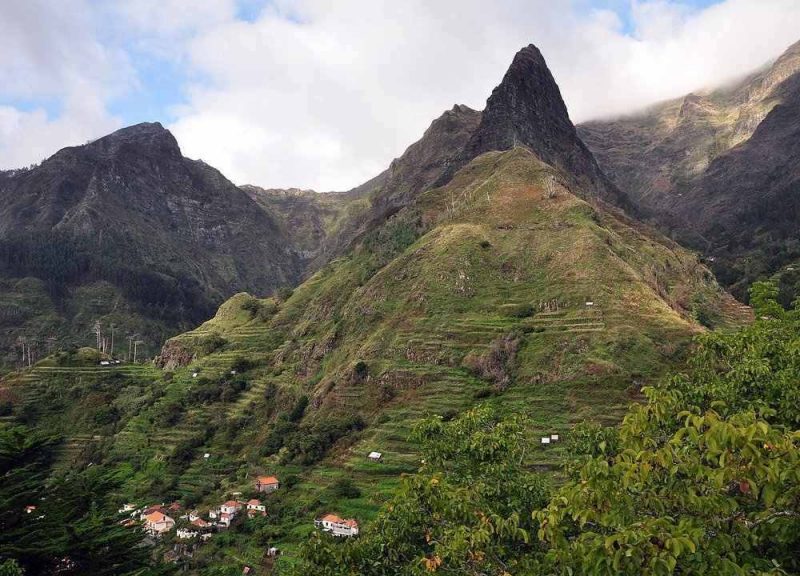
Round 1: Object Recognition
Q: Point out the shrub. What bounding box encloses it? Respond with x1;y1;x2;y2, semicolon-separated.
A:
274;286;294;301
288;395;309;423
331;477;361;499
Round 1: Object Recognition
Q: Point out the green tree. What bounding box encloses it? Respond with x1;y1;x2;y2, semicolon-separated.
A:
536;285;800;575
292;407;550;576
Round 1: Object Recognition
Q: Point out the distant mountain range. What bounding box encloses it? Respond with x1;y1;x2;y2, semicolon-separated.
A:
579;39;800;301
2;39;799;368
0;39;759;575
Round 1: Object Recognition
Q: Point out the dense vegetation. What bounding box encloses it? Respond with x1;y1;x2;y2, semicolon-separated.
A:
0;426;171;575
0;149;760;574
293;282;800;575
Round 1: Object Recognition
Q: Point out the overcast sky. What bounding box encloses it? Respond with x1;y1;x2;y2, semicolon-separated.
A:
1;0;799;190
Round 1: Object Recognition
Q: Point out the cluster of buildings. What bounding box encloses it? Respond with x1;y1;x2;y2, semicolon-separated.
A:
118;472;362;551
118;475;280;540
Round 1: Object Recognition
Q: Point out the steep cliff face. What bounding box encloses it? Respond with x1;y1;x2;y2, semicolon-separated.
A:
0;123;303;364
443;46;627;208
578;39;800;296
321;44;633;265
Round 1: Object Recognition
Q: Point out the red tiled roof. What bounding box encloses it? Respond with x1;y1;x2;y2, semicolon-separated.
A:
319;513;357;527
145;511;167;524
256;475;279;484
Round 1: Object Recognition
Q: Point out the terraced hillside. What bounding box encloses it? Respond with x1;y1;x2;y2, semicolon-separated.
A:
0;147;751;573
0;44;755;575
101;146;743;568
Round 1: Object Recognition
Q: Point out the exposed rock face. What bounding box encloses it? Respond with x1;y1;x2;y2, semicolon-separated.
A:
242;185;359;269
321;44;632;263
442;45;628;208
0;122;304;356
315;104;483;263
578;39;800;296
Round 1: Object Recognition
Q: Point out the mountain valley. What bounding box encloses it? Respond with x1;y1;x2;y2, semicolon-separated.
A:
1;33;799;576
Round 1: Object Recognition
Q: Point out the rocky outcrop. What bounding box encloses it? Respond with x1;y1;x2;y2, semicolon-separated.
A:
442;46;627;208
320;43;633;264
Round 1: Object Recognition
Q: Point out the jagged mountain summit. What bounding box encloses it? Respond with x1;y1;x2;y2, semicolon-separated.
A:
578;39;800;299
320;44;635;265
0;122;303;363
441;45;628;208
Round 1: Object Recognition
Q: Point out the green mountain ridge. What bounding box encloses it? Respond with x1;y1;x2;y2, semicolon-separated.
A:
0;145;749;572
0;40;763;575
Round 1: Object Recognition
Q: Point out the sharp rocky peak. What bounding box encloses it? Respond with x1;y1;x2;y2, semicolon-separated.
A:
80;122;182;160
436;44;628;207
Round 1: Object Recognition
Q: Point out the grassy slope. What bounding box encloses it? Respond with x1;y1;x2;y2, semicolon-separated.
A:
1;148;750;573
0;276;190;373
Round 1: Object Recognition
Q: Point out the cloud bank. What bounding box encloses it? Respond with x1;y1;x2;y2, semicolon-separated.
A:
2;0;800;190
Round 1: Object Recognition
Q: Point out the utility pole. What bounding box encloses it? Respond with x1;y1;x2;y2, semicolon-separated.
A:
18;336;27;368
133;340;144;363
93;320;102;351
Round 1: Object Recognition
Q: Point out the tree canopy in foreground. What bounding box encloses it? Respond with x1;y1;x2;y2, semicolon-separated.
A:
294;282;800;575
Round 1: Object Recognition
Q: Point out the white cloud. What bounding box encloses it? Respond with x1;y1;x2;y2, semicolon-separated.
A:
0;0;129;166
2;0;800;190
169;0;800;190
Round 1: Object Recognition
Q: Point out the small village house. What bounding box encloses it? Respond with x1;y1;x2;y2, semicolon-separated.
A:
144;511;175;535
315;514;359;537
246;499;266;517
24;505;37;514
255;475;280;493
140;504;164;521
191;518;211;529
368;451;382;461
118;503;136;514
220;500;242;515
176;528;198;539
218;512;234;528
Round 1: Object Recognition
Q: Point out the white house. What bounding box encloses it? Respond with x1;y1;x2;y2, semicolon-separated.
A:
315;514;359;537
247;499;266;517
144;511;175;535
218;512;234;528
368;451;382;461
118;503;136;514
220;500;242;516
